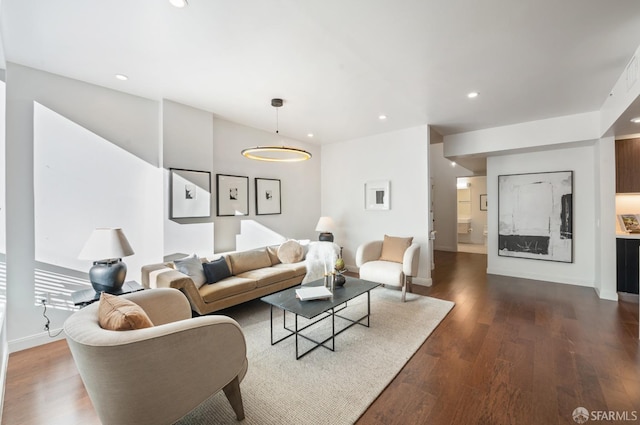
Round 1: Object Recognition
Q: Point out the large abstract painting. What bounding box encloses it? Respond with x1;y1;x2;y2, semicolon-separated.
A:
498;171;573;263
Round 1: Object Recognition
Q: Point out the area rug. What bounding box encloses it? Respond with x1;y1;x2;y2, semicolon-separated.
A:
177;287;454;425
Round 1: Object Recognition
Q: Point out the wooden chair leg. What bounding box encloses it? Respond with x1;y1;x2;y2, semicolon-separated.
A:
401;276;407;302
223;376;245;420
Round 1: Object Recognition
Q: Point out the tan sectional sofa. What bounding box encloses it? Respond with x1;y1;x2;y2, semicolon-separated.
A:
141;246;307;315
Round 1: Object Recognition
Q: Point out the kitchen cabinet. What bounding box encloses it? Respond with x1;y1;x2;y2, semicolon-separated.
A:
615;138;640;193
616;238;640;294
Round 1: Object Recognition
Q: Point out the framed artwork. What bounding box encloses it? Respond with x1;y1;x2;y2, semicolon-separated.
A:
480;194;488;211
170;168;211;219
618;214;640;233
216;174;249;216
498;171;573;263
255;178;281;215
365;180;390;210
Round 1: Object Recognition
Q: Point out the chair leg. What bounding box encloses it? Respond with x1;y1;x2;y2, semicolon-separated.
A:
401;276;407;302
223;376;245;420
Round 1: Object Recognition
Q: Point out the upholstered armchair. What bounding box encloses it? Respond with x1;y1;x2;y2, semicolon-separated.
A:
355;236;420;302
63;288;248;425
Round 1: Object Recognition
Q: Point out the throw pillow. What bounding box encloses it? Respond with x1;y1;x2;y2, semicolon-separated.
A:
278;240;305;263
266;245;281;265
98;293;154;331
173;254;206;288
379;235;413;263
203;257;232;284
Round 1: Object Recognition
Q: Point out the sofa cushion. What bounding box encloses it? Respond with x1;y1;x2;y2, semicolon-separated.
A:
379;235;413;263
202;257;232;284
199;276;258;303
359;260;404;287
98;293;154;331
278;240;305;263
237;267;296;288
272;262;307;277
173;254;207;288
227;249;272;275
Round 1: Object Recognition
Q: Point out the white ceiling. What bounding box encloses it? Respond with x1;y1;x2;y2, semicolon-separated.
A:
2;0;640;145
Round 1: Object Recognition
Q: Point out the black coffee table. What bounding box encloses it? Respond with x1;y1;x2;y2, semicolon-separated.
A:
260;277;380;359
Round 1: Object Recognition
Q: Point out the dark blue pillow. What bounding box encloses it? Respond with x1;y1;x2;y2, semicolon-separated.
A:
202;257;231;284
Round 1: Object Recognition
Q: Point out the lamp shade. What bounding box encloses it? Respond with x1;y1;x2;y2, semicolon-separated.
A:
78;228;134;261
315;217;335;233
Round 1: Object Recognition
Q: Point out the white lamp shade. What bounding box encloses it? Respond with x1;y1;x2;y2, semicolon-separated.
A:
315;216;335;233
78;228;134;261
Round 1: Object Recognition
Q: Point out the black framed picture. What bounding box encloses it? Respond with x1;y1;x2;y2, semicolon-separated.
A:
255;178;281;215
480;194;487;211
216;174;249;216
170;168;211;218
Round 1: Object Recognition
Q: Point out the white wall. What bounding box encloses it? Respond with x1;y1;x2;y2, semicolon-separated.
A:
5;63;163;350
162;100;215;257
211;117;321;253
487;145;598;287
429;143;473;251
321;125;432;285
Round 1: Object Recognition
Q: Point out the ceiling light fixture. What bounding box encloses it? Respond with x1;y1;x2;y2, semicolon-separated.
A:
115;74;128;81
631;117;640;124
241;99;312;162
378;114;387;120
467;92;479;99
169;0;188;7
307;133;314;138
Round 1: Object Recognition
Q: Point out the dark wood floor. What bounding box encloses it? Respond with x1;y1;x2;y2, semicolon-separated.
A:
3;251;638;425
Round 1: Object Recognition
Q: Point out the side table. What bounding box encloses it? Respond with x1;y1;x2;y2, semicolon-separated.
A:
72;281;145;307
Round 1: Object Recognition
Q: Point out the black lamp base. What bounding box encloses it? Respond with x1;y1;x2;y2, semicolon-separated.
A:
89;260;127;294
319;232;334;242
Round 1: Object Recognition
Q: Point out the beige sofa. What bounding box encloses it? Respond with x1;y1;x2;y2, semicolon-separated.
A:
141;246;308;315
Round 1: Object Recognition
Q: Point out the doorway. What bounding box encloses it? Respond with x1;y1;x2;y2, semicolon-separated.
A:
456;176;487;254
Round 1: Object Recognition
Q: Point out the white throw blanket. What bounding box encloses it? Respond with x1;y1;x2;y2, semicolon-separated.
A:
302;241;340;284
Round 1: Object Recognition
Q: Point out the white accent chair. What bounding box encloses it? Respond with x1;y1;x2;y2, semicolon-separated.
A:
63;288;248;425
356;239;420;302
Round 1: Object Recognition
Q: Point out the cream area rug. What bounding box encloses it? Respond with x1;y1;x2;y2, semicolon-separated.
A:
177;287;454;425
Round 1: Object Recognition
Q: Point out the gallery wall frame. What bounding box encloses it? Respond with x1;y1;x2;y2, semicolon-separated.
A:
216;174;249;216
498;170;573;263
365;180;390;210
255;178;281;215
170;168;211;219
480;194;488;211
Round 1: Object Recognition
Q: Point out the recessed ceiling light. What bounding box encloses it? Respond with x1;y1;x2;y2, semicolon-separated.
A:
115;74;128;81
378;114;387;120
631;117;640;123
169;0;188;7
467;92;479;99
451;161;456;167
307;133;314;138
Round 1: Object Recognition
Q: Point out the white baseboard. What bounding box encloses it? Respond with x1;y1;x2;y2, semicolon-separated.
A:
594;287;619;301
8;329;66;353
486;267;594;288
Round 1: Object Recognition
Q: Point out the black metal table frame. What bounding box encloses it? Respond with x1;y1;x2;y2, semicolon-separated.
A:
269;291;373;360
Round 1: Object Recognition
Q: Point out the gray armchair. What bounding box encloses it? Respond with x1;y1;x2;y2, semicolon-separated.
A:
356;239;420;302
63;288;248;425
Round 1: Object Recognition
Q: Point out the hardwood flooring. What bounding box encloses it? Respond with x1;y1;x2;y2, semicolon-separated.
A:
357;251;639;425
3;251;638;425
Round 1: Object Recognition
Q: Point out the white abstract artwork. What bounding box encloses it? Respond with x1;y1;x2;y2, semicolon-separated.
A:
498;171;573;263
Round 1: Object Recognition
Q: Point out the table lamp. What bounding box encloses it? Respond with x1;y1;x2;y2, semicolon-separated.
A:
78;228;134;294
315;216;335;242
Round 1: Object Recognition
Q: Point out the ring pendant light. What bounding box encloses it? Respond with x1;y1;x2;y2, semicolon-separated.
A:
241;98;312;162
